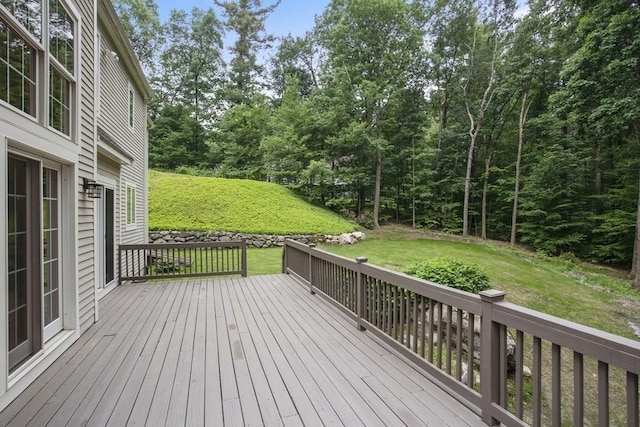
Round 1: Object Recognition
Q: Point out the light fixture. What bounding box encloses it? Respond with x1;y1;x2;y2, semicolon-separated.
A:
101;48;119;61
83;178;103;199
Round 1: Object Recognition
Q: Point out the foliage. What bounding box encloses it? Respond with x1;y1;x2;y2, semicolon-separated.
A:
148;170;356;234
404;256;491;294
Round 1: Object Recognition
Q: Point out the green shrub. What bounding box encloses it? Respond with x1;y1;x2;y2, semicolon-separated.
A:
404;256;490;294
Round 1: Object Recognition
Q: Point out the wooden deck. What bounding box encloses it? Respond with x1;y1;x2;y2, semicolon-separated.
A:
0;274;485;426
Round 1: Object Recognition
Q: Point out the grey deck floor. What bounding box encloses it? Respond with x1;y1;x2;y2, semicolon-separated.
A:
0;274;485;426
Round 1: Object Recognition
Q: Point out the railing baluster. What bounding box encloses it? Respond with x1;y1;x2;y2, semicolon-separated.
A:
516;330;524;419
420;295;426;359
628;372;638;427
412;292;418;353
437;302;443;369
574;351;584;427
598;361;609;427
428;299;435;364
467;313;474;388
456;309;463;381
446;304;453;374
533;336;542;427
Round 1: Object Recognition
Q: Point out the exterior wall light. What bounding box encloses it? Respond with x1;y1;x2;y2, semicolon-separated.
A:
83;178;104;198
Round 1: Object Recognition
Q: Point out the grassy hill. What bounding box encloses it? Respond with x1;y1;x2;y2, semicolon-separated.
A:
148;170;356;235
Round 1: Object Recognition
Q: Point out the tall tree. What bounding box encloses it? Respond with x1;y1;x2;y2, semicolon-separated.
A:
460;0;516;236
318;0;426;227
271;33;320;99
215;0;281;104
155;8;225;123
555;0;640;281
112;0;162;71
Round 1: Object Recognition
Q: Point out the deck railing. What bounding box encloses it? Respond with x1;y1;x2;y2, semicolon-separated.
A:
118;240;247;285
282;239;640;427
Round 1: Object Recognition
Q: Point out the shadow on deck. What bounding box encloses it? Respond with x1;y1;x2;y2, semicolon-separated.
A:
0;274;484;426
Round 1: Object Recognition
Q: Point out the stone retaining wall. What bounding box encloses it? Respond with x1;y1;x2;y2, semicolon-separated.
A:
148;231;365;249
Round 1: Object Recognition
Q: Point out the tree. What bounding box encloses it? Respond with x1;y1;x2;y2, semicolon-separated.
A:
318;0;426;227
555;0;640;281
155;8;225;124
215;0;281;104
112;0;162;71
271;33;320;99
460;0;516;236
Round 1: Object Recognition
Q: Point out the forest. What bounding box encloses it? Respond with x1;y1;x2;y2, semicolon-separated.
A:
113;0;640;285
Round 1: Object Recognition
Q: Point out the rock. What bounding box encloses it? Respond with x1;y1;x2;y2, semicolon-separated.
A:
219;235;232;242
339;233;356;244
162;234;173;241
523;366;532;377
352;231;366;241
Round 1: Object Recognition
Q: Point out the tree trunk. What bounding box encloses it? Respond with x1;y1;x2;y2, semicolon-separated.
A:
634;170;640;288
463;132;477;236
373;143;382;228
481;149;493;240
511;91;531;245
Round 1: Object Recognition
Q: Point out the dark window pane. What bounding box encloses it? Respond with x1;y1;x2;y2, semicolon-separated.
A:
8;272;16;311
16;306;28;343
43;262;49;293
15;197;25;232
8;312;16;350
16;269;26;307
50;169;58;198
16;233;26;269
8;196;15;233
49;230;58;259
51;290;59;320
43;293;50;325
8;234;15;271
43;198;49;231
49;69;70;134
50;261;58;291
50;199;58;229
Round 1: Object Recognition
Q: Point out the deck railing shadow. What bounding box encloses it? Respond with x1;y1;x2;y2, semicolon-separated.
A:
118;240;247;284
282;239;640;427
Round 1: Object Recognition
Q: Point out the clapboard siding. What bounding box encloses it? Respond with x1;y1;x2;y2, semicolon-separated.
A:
77;0;97;332
98;27;148;248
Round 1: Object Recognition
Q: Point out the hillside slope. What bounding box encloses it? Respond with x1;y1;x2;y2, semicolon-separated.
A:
148;170;356;235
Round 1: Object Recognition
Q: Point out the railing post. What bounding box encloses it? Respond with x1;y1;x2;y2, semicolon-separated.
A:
118;246;122;286
241;240;247;277
308;243;316;294
356;256;368;331
282;240;287;274
479;289;506;426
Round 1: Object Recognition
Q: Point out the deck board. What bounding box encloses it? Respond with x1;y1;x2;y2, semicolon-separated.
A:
0;274;485;426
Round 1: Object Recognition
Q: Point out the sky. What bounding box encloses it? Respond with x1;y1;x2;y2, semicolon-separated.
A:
154;0;331;39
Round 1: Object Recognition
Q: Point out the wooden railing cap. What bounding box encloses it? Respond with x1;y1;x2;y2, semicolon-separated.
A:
356;256;368;264
479;289;506;302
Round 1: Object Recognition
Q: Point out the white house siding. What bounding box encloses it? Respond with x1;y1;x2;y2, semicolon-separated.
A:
98;28;148;249
77;0;97;333
0;0;150;411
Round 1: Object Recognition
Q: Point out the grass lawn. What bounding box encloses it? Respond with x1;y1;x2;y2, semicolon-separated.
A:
148;170;355;235
252;226;640;339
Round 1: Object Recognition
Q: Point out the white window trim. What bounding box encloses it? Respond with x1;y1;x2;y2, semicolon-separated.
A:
125;183;137;230
128;84;135;132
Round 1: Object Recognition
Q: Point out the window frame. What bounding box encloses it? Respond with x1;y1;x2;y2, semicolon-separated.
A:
0;0;80;140
128;84;134;130
125;184;136;229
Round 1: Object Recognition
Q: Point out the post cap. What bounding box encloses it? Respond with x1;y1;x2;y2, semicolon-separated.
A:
356;256;368;263
479;289;506;302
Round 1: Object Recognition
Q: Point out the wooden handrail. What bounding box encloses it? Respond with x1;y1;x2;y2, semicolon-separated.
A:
282;239;640;426
118;240;247;285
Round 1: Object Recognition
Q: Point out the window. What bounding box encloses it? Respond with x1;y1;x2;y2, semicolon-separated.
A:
0;18;37;116
126;185;136;226
0;0;76;136
128;86;134;128
48;0;74;135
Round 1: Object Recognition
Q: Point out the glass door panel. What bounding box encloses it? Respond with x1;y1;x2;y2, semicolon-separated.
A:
43;167;61;340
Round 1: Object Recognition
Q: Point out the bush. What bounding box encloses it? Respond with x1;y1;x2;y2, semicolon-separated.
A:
404;257;490;294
